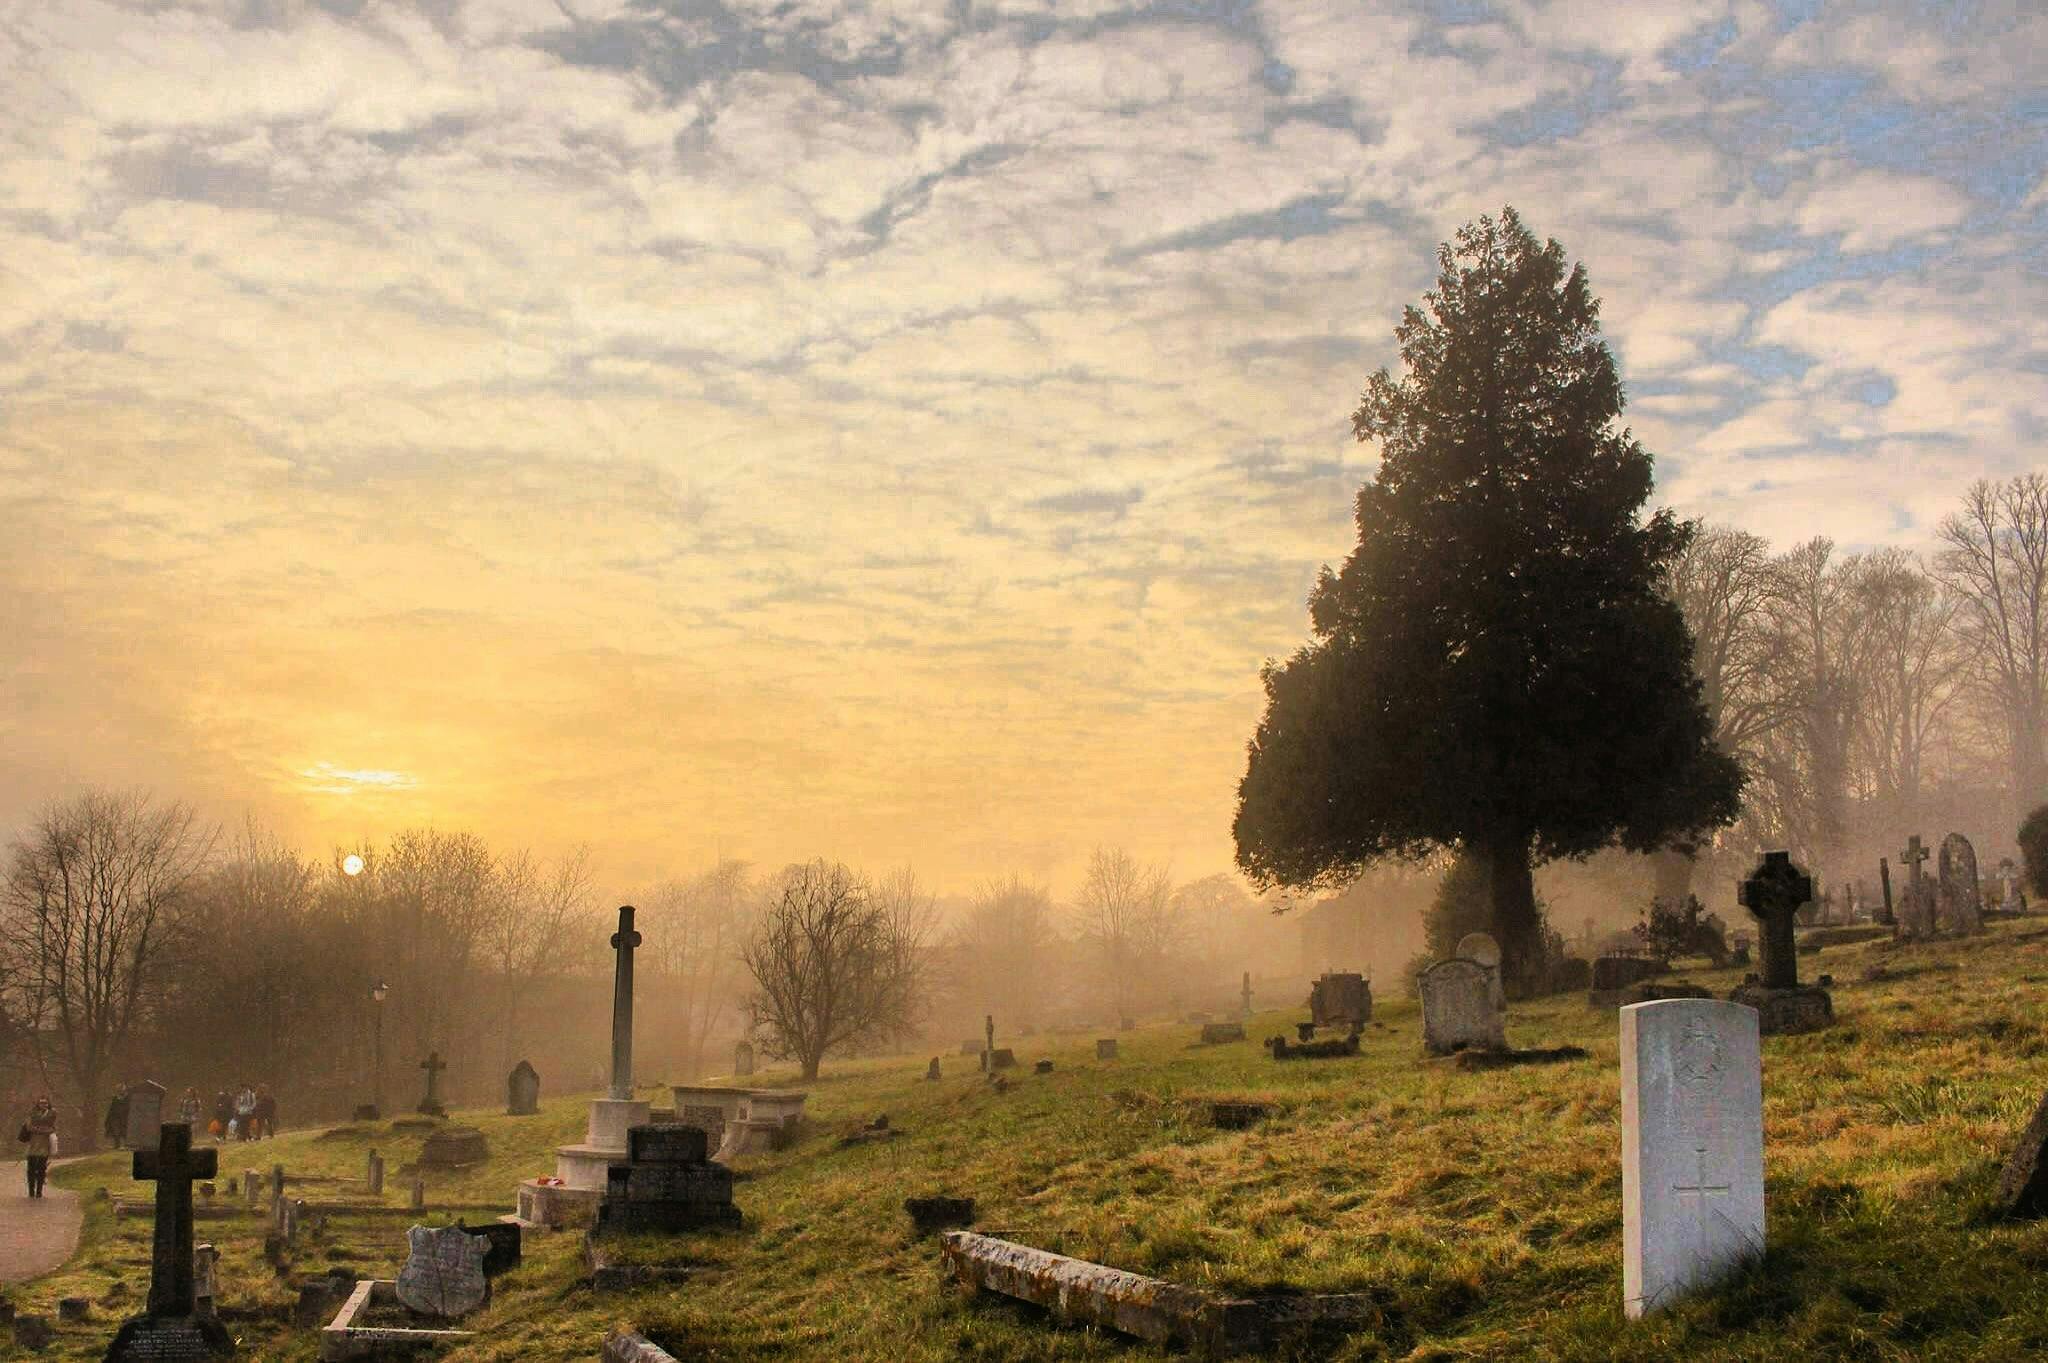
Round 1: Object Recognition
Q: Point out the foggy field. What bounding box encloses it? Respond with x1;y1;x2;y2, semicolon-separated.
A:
13;924;2048;1360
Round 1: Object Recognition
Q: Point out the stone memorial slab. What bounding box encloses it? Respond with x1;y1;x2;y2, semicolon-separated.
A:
1419;959;1504;1054
1095;1039;1118;1061
1620;999;1764;1318
1938;833;1983;934
420;1126;490;1168
1307;972;1371;1027
125;1081;167;1151
506;1060;540;1116
394;1224;489;1319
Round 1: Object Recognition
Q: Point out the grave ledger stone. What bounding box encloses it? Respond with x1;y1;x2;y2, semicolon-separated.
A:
104;1121;236;1359
1728;851;1833;1034
1621;999;1764;1318
506;1060;540;1116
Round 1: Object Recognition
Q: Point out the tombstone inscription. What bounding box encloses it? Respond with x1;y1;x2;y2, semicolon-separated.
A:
1621;999;1765;1317
394;1224;489;1319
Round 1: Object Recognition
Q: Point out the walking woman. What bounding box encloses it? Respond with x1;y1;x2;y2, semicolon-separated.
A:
177;1087;204;1126
17;1095;58;1197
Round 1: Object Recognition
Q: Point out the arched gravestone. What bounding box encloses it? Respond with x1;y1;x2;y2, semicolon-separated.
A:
1419;959;1505;1055
1455;932;1505;1010
507;1060;540;1116
1938;833;1983;934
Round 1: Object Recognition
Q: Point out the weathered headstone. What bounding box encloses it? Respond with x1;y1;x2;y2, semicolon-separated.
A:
366;1149;384;1196
124;1081;167;1152
1899;835;1934;937
417;1051;449;1118
986;1048;1017;1071
1418;960;1504;1054
1307;972;1371;1027
1241;971;1254;1018
506;1060;540;1116
924;1057;941;1082
192;1244;218;1320
394;1224;489;1319
1938;833;1983;934
1730;851;1832;1033
733;1040;755;1077
1994;1088;2048;1218
982;1015;996;1073
1878;856;1895;926
1621;999;1765;1317
1095;1039;1118;1061
104;1122;235;1359
57;1297;89;1322
411;1176;426;1211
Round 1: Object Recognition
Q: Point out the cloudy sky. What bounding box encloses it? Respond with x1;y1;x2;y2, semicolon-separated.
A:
1;0;2041;895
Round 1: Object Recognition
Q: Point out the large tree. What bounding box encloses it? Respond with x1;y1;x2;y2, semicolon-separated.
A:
1233;208;1743;993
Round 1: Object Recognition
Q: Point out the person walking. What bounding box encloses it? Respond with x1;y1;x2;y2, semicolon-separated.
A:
253;1084;278;1140
233;1083;257;1142
17;1095;58;1197
103;1086;129;1149
177;1087;204;1126
210;1088;233;1143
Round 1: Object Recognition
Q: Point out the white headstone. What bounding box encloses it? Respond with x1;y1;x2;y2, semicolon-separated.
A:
124;1081;166;1151
1621;999;1765;1318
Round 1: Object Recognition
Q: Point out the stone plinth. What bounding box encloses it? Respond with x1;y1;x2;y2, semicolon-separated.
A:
670;1086;749;1152
551;1097;651;1192
1621;999;1765;1318
593;1124;742;1237
515;1179;602;1230
419;1126;490;1168
1725;983;1832;1035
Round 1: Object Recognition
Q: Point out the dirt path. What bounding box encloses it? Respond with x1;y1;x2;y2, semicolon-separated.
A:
0;1161;83;1285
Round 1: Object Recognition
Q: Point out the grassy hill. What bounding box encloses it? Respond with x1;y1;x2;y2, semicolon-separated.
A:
15;922;2048;1360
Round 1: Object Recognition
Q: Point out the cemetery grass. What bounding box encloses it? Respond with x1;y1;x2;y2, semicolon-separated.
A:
15;926;2048;1360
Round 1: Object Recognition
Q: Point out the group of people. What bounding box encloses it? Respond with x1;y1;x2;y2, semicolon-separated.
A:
99;1080;281;1145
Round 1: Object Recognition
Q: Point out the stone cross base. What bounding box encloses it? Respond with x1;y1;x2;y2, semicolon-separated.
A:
515;1179;602;1230
1726;983;1833;1035
105;1312;236;1360
584;1098;652;1151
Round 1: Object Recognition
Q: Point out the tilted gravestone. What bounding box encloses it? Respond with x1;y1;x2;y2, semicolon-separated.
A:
124;1081;167;1152
1418;960;1504;1055
1938;833;1983;934
506;1060;540;1116
395;1224;489;1319
1621;999;1764;1317
104;1122;235;1358
1994;1089;2048;1218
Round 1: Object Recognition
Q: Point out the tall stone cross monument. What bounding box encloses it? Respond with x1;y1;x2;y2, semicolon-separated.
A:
1732;851;1833;1034
1241;971;1253;1018
106;1122;235;1358
1899;835;1931;934
610;904;642;1101
982;1013;995;1073
417;1051;448;1117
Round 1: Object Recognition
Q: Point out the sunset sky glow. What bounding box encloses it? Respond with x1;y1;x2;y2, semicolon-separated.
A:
2;0;2042;895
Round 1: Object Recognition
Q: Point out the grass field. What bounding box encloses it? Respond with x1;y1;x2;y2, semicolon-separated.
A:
14;922;2048;1361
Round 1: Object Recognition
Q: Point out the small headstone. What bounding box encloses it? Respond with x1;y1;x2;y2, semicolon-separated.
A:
733;1040;756;1077
1418;959;1505;1054
1307;972;1371;1027
1033;1059;1053;1074
1621;998;1765;1317
411;1176;426;1211
1199;1022;1246;1044
244;1170;261;1208
366;1150;384;1196
1095;1039;1118;1061
1995;1088;2048;1218
124;1081;167;1152
506;1060;540;1116
13;1314;52;1352
394;1224;489;1319
1295;1021;1317;1042
925;1057;942;1081
57;1297;89;1322
986;1048;1017;1071
1938;833;1983;934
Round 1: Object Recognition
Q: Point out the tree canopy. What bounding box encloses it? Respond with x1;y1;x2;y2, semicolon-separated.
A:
1233;207;1743;988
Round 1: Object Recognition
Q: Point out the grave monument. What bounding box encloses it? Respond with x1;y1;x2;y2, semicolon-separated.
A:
124;1080;166;1152
104;1122;235;1359
1938;832;1983;934
506;1060;540;1116
416;1051;449;1119
1419;958;1504;1054
1728;851;1833;1034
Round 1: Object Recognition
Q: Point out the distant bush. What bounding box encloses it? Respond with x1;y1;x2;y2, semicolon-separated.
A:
2021;805;2048;898
1632;894;1731;967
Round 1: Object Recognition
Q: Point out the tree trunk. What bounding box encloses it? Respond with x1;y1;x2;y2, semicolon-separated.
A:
1488;841;1542;998
801;1055;820;1081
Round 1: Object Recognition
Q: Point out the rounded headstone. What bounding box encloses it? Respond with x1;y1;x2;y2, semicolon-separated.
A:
1455;933;1502;970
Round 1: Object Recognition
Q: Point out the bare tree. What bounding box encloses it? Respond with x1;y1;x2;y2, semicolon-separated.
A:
1759;538;1868;882
1073;846;1176;1021
1936;474;2048;807
946;875;1057;1030
742;860;924;1080
646;859;758;1079
487;845;596;1070
1;790;214;1144
1849;549;1965;810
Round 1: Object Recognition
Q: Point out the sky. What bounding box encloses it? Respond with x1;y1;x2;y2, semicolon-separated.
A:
1;0;2043;897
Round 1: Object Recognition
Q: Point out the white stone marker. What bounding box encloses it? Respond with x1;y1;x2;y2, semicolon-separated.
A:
1621;998;1765;1318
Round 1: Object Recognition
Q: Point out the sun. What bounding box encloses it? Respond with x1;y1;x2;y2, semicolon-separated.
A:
342;854;365;877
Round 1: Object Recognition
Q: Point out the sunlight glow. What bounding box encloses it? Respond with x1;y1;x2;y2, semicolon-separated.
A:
302;764;418;796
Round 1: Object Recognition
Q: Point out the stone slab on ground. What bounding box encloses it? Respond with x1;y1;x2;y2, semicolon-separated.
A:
603;1329;682;1363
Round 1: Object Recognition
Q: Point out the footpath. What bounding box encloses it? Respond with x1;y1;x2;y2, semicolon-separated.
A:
0;1158;84;1285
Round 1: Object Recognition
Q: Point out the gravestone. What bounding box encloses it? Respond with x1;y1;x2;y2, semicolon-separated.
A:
1938;833;1983;934
1241;970;1253;1018
411;1176;426;1211
1996;1089;2048;1218
733;1041;755;1077
982;1015;996;1073
1199;1022;1247;1044
593;1124;742;1236
1729;851;1833;1034
192;1244;217;1320
1898;835;1934;937
1418;959;1504;1054
366;1149;384;1196
1095;1039;1118;1061
1878;857;1895;925
1455;932;1505;1010
986;1048;1017;1071
394;1224;489;1319
1307;973;1371;1027
417;1051;449;1118
1034;1059;1054;1074
1621;999;1765;1318
104;1122;235;1359
124;1081;167;1152
458;1221;521;1277
506;1060;540;1116
925;1058;941;1082
420;1125;490;1168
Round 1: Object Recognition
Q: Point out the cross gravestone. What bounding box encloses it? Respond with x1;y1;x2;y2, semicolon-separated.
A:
394;1224;489;1319
1899;835;1934;937
982;1015;995;1074
1418;959;1504;1055
610;905;643;1100
1240;971;1253;1018
125;1081;167;1152
1621;998;1765;1317
104;1122;235;1358
1938;833;1983;934
506;1060;540;1116
1730;851;1832;1034
417;1051;449;1118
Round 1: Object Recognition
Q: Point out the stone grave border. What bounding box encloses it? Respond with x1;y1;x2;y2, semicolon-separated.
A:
318;1280;476;1361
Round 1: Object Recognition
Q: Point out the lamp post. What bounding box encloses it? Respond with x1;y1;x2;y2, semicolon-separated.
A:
369;980;389;1119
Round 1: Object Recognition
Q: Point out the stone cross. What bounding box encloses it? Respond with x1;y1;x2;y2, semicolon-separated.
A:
609;904;642;1101
983;1014;995;1074
418;1051;448;1114
1900;835;1930;930
133;1122;217;1317
1738;851;1813;991
1241;971;1253;1018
